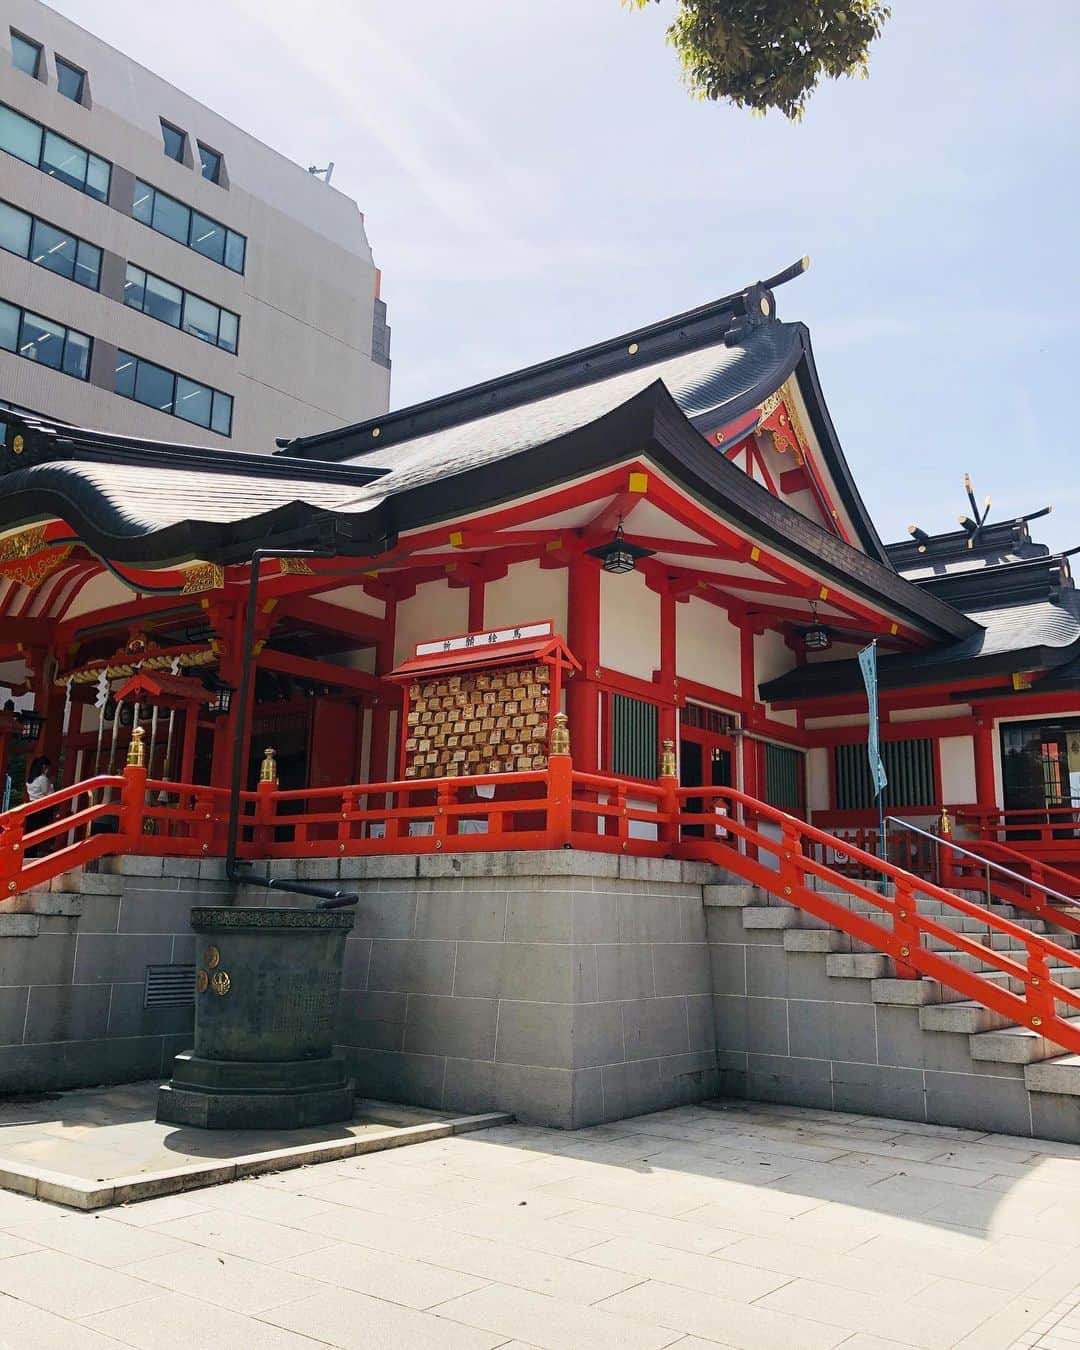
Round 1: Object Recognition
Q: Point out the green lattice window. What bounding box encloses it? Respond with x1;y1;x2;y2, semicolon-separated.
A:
611;694;658;779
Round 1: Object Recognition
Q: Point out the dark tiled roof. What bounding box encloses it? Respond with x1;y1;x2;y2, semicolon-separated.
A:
760;594;1080;703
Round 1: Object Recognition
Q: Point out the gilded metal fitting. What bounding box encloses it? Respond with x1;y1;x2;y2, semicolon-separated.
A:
659;738;676;778
939;805;952;836
126;726;145;768
259;746;278;784
550;711;570;756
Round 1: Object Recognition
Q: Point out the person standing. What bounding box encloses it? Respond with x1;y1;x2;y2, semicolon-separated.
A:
25;755;55;856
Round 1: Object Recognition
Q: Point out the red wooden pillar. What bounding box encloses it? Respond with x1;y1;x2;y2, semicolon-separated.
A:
179;707;199;785
27;646;62;776
467;579;485;633
0;710;15;791
658;588;677;762
566;556;600;772
208;599;243;789
368;597;396;783
973;713;997;809
739;624;759;799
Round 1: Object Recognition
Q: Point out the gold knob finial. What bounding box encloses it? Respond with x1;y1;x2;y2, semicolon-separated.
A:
939;805;952;837
126;726;145;768
660;738;676;778
259;746;278;783
550;712;570;757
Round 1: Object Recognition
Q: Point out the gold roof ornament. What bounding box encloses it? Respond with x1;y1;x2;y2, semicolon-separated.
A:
181;562;225;595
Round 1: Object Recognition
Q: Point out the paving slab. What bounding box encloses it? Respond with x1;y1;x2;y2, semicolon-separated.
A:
0;1080;510;1209
0;1097;1075;1347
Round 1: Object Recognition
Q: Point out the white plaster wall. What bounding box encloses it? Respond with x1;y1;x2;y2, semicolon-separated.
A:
807;714;869;729
754;630;793;689
393;581;468;668
675;596;740;694
312;586;386;620
891;705;971;723
600;569;659;681
61;571;134;619
939;735;977;804
807;746;830;814
484;562;568;638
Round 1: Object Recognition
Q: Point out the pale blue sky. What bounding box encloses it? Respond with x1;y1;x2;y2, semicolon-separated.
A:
46;0;1080;551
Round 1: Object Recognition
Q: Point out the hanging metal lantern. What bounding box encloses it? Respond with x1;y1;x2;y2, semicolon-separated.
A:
200;672;235;717
585;521;656;575
14;709;44;743
803;600;832;652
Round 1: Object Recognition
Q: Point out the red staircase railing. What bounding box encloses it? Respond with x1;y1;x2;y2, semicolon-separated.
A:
675;784;1080;1054
5;748;1080;1053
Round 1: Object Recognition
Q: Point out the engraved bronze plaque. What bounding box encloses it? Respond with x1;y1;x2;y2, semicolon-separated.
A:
196;969;209;994
205;945;220;969
211;970;232;996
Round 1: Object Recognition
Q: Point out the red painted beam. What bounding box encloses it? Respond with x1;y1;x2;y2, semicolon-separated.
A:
256;647;387;696
274;595;389;643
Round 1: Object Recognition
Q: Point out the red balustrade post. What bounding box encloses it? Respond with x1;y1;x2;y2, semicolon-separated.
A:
547;712;573;848
433;779;452;849
892;876;921;979
1024;943;1055;1034
0;811;26;901
778;819;804;903
252;748;278;854
658;739;679;851
938;806;956;888
119;728;148;848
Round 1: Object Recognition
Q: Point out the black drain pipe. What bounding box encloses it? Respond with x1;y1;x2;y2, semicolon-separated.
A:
225;545;357;910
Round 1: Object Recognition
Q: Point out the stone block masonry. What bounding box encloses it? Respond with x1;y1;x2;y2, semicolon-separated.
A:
0;851;725;1129
6;852;1080;1139
331;851;722;1127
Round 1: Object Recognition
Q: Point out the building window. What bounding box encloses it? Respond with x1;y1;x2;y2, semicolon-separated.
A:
55;58;85;104
123;262;238;353
611;694;659;780
0;295;92;380
16;210;100;288
132;179;245;273
0;104;111;203
160;120;186;163
197;142;222;183
10;32;41;78
763;743;804;813
114;350;232;435
834;738;935;811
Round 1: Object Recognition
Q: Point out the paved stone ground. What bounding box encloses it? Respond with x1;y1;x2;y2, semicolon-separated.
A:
0;1097;1078;1349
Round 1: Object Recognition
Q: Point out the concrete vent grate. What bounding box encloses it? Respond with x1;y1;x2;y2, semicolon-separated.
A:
144;964;195;1008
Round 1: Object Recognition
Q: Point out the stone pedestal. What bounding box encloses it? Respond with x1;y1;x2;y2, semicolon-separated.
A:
157;906;355;1130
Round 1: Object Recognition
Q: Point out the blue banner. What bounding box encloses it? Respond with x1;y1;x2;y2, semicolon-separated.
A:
858;641;888;799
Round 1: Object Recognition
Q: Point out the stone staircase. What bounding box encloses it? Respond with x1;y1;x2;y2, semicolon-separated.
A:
705;881;1080;1133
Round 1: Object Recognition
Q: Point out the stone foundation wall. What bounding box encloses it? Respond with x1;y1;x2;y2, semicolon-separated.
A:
4;853;1076;1141
327;852;719;1128
0;851;722;1128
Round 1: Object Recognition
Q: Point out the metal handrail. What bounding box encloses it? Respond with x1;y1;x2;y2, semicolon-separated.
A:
887;815;1080;910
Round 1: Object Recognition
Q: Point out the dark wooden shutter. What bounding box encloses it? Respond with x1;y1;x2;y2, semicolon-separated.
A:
611;694;658;779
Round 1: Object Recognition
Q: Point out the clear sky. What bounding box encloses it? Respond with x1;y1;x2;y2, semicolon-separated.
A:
44;0;1080;551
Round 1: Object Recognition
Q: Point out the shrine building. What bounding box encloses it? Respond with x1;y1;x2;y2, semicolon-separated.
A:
0;257;1074;862
3;258;1080;1133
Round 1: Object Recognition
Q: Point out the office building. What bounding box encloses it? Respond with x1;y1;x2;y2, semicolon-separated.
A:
0;0;390;448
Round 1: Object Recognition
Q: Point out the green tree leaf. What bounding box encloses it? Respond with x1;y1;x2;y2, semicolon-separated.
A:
624;0;891;120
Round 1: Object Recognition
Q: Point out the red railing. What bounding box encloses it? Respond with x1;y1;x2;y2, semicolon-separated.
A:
960;805;1080;848
675;784;1080;1054
5;753;1080;1053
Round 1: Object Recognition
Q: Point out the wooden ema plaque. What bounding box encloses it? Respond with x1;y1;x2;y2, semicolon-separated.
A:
386;621;580;780
404;664;551;779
